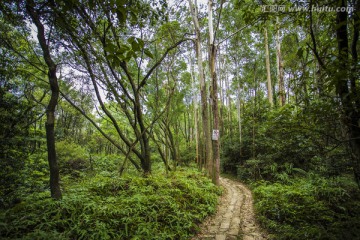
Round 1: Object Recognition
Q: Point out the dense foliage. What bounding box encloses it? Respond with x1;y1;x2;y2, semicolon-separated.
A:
221;100;360;239
0;167;221;239
253;176;360;240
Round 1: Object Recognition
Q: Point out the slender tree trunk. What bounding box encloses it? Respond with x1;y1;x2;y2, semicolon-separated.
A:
198;112;204;169
187;111;191;145
134;94;151;175
26;0;62;199
190;54;200;166
166;122;178;164
226;73;232;136
264;27;274;107
233;58;242;156
224;49;232;138
218;50;225;136
188;0;212;175
252;64;257;159
276;17;285;106
351;0;360;109
336;0;360;187
208;0;220;185
237;81;242;156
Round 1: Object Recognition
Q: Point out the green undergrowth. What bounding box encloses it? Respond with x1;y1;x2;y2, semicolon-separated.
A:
252;175;360;240
0;167;221;239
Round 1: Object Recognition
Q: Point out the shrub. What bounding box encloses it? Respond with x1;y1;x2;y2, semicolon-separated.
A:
0;167;221;239
178;142;197;166
252;176;360;240
222;102;348;183
56;140;89;177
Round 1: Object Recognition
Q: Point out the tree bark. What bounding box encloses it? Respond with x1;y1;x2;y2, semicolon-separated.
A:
208;0;220;185
188;0;212;174
26;0;62;199
276;17;285;106
264;27;274;107
351;0;360;111
189;53;201;166
336;0;360;187
237;81;242;156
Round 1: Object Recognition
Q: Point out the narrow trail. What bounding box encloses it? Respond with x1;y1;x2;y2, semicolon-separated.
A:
192;177;268;240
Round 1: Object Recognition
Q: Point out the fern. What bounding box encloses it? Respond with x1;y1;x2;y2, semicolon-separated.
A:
0;166;221;240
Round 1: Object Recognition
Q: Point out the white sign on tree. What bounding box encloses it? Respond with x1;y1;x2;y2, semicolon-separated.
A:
212;129;219;140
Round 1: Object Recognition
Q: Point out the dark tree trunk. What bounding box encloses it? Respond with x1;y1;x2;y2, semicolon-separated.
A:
336;0;360;187
141;137;151;176
134;95;151;175
210;43;220;185
26;0;62;199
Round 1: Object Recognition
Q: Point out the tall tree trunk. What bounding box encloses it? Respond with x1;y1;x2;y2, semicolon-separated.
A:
264;27;274;107
234;57;242;156
252;64;257;159
165;120;177;164
276;17;285;106
351;0;360;109
208;0;220;185
188;0;212;175
237;81;242;156
218;50;225;136
26;0;62;199
336;0;360;187
225;62;232;138
135;94;151;175
190;54;201;166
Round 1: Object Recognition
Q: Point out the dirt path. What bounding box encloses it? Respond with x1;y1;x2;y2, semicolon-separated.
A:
192;177;268;240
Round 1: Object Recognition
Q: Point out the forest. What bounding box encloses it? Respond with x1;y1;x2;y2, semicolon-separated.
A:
1;0;360;239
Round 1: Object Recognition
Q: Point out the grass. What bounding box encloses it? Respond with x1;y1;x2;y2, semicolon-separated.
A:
251;175;360;240
0;167;222;240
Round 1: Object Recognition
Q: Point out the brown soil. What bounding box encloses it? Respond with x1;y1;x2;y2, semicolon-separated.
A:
192;177;268;240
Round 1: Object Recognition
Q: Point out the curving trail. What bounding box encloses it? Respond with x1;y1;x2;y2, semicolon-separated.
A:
192;177;268;240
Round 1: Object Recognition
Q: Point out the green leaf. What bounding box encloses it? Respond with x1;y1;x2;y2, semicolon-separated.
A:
125;50;135;61
127;37;145;52
104;42;117;54
144;49;153;59
137;38;144;49
296;47;303;58
116;0;126;5
116;7;127;24
127;36;136;45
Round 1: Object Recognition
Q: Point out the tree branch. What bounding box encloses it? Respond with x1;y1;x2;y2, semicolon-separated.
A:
138;38;191;91
60;90;142;171
308;0;327;70
217;17;261;47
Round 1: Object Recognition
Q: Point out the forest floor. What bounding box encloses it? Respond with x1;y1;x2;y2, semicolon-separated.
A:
192;177;268;240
